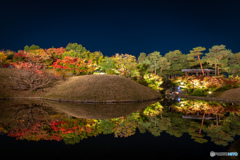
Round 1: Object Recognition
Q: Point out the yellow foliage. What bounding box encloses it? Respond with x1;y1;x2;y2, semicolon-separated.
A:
0;51;7;65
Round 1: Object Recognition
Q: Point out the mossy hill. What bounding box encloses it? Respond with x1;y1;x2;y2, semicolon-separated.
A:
43;75;161;102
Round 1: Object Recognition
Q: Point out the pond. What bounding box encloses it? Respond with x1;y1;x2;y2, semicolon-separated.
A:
0;98;239;159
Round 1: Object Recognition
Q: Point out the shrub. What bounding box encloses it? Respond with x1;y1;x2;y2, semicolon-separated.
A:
10;63;59;91
191;89;208;96
215;85;230;92
51;56;96;76
13;51;26;62
144;73;163;91
173;75;240;96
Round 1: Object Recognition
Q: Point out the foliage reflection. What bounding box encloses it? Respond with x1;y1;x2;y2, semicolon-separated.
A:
0;99;240;146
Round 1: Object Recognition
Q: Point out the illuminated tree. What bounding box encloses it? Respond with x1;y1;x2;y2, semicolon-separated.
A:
24;44;40;52
65;43;87;56
25;49;52;67
157;56;170;76
164;50;187;78
46;47;65;59
143;73;163;91
137;52;146;63
114;53;139;78
0;51;7;66
51;56;96;75
187;46;206;75
143;51;161;75
99;56;117;74
204;45;232;75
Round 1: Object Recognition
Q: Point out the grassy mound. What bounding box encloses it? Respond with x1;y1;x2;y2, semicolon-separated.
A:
217;87;240;100
0;68;63;97
43;75;161;102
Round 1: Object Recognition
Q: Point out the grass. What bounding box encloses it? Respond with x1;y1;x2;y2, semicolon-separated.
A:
0;68;161;102
44;74;161;102
217;87;240;100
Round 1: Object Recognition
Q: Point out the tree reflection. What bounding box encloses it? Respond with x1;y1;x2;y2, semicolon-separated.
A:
1;100;240;146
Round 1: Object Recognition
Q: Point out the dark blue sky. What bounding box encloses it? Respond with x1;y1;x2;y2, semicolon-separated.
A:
1;0;240;57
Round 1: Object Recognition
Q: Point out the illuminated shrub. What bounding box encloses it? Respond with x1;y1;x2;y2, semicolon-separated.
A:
144;73;163;91
173;75;240;96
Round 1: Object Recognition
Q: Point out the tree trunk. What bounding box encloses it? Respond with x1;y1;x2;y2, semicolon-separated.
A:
215;63;217;76
198;55;204;75
155;60;156;75
218;68;220;76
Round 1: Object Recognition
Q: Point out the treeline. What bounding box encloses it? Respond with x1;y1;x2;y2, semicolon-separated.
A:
0;43;239;79
138;45;240;78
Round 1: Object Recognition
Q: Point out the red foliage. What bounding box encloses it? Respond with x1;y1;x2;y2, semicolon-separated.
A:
51;56;96;75
51;59;68;69
46;47;65;58
10;62;43;74
13;51;26;61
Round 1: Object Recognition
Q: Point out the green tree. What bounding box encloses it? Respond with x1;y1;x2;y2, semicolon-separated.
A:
114;53;139;78
187;46;206;75
228;64;240;76
137;52;147;63
99;56;117;74
89;51;104;65
62;50;79;59
24;44;40;52
204;45;232;76
229;52;240;65
65;43;87;56
143;51;161;75
164;50;186;78
157;56;170;76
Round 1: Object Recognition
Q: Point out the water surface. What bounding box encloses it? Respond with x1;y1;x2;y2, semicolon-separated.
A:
0;98;239;159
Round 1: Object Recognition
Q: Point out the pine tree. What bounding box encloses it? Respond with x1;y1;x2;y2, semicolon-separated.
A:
143;51;161;75
187;46;206;75
204;45;232;76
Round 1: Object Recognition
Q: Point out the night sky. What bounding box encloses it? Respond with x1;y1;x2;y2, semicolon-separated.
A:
1;0;240;57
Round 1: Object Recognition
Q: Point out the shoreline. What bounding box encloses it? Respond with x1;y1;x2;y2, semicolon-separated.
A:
177;93;240;103
0;96;161;103
1;95;240;103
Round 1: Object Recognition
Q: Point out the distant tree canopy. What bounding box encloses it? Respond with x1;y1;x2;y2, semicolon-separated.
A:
164;50;187;78
2;43;240;78
24;45;40;52
65;43;87;54
136;45;239;78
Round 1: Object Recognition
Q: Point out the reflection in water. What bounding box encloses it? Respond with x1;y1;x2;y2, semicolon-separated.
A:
0;99;240;146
